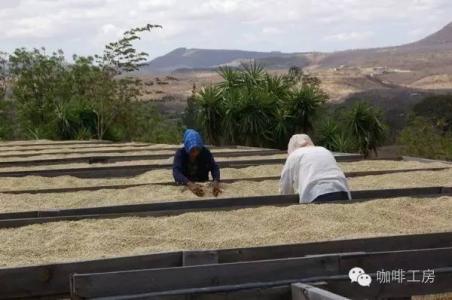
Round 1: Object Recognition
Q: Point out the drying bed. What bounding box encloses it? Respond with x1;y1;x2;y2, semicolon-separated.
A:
0;195;451;267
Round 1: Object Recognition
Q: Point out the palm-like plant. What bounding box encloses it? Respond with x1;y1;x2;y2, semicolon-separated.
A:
241;61;265;89
265;74;292;100
316;118;340;151
238;89;273;146
217;66;242;91
286;85;327;133
346;102;386;157
192;62;328;149
195;86;224;145
272;107;291;148
331;132;353;153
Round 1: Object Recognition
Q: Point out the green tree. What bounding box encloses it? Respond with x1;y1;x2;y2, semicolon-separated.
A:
7;24;162;141
0;51;8;100
9;48;69;138
91;24;162;139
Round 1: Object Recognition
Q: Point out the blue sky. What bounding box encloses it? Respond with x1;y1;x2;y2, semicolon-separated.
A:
1;0;451;60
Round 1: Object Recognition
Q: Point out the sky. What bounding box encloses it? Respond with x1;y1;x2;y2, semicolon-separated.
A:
1;0;452;60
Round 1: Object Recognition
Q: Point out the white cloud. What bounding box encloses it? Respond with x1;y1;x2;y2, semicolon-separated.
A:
324;31;373;42
0;0;451;58
262;27;282;35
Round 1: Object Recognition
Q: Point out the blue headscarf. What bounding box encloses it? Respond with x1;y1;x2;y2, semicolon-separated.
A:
183;129;204;153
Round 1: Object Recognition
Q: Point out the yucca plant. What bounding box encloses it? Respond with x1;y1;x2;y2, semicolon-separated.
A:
217;66;242;91
195;85;224;145
316;118;340;151
331;132;354;153
240;61;265;88
192;62;328;148
286;85;327;133
346;102;386;157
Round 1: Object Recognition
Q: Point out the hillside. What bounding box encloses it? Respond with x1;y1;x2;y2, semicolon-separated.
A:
142;22;452;73
137;22;452;117
141;48;303;73
319;22;452;71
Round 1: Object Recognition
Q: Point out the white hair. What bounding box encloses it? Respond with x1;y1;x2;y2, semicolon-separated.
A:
287;134;314;155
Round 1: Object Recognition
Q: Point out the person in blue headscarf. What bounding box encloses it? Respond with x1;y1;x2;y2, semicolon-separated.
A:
173;129;221;197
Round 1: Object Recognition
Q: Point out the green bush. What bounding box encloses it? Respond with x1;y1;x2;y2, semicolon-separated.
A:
413;95;452;133
398;117;452;160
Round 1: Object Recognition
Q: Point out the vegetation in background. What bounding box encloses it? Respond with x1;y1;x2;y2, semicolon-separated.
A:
188;64;328;148
0;51;15;139
314;102;386;157
398;95;452;160
412;95;452;133
2;27;392;155
187;64;387;157
0;24;181;143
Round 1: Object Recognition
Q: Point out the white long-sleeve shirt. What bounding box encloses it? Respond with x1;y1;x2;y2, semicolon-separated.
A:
279;146;351;203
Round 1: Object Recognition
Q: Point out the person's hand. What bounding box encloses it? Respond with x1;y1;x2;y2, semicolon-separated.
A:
187;182;205;197
212;181;222;197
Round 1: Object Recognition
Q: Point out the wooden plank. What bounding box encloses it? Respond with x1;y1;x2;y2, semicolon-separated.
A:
0;145;225;158
218;231;452;263
182;251;219;266
71;255;341;298
0;158;287;178
0;149;285;168
100;268;452;300
1;231;451;299
291;283;350;300
0;143;155;152
0;186;448;228
1;167;448;195
0;194;300;225
0;252;181;299
0;147;173;158
100;285;292;300
0;140;113;148
0;154;363;179
403;156;452;165
70;247;452;298
321;267;452;299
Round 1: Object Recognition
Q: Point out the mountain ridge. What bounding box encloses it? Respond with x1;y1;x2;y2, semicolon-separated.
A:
142;22;452;73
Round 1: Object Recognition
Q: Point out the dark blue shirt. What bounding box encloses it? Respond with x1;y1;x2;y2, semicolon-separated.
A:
172;147;220;184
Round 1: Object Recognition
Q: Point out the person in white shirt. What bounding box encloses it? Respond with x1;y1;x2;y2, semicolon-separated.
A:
279;134;351;203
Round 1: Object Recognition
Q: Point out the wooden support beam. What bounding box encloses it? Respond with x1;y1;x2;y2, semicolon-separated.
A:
0;158;287;178
71;255;341;298
75;268;452;300
70;247;452;298
1;167;448;195
182;251;219;266
1;231;451;299
0;186;448;228
319;267;452;299
99;285;292;300
0;144;233;158
0;149;286;168
0;140;113;148
0;154;362;178
0;143;157;152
